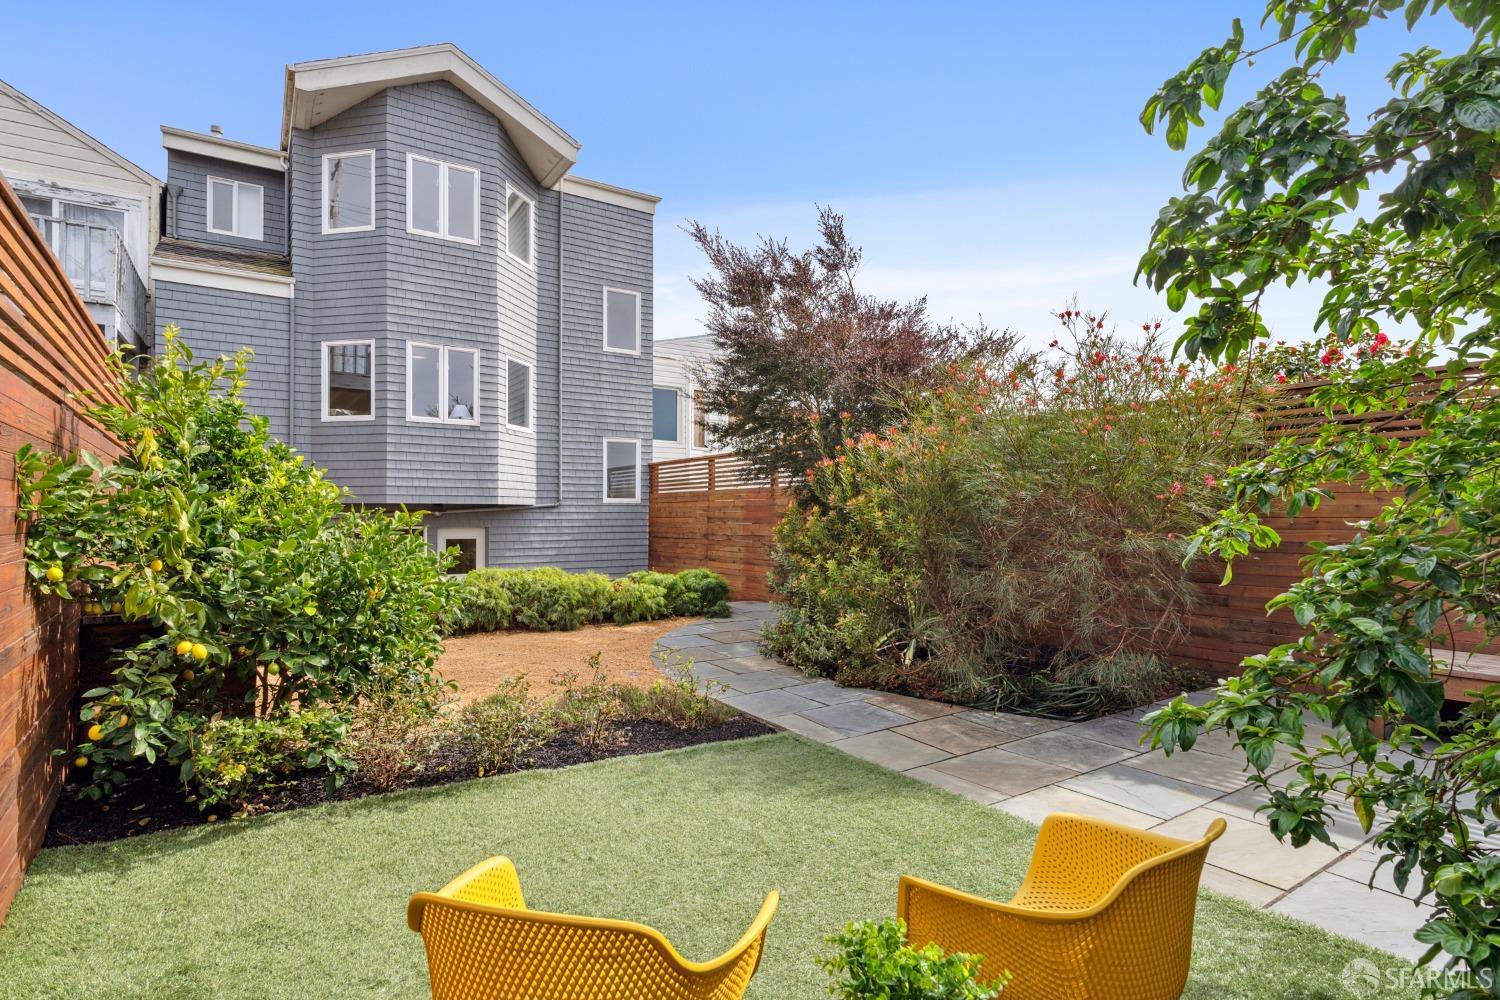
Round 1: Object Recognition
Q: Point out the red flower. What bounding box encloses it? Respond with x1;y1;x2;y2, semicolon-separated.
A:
1203;474;1217;487
1169;481;1185;495
1275;372;1288;384
1373;332;1390;347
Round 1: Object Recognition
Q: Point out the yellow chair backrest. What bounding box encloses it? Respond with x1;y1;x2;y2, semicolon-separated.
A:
408;857;779;1000
899;813;1226;1000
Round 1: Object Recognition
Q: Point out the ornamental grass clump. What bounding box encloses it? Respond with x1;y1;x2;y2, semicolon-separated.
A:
766;308;1264;708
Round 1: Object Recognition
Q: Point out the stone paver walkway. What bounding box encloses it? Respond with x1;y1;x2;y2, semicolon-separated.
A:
655;602;1433;961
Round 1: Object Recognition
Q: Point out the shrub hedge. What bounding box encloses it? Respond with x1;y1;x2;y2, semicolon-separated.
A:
444;566;730;634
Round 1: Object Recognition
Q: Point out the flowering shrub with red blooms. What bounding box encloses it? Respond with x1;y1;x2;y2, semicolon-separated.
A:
765;308;1265;711
1251;327;1409;386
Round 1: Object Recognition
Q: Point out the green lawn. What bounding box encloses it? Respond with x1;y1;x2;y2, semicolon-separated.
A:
0;733;1410;999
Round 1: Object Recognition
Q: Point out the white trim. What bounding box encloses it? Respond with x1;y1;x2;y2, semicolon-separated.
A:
602;286;642;356
405;341;480;425
150;259;294;298
503;185;536;268
405;153;480;245
504;356;535;432
435;527;486;574
206;176;264;240
283;44;578;186
652;386;681;443
601;437;641;504
320;339;376;422
161;125;285;173
558;175;660;215
321;150;376;234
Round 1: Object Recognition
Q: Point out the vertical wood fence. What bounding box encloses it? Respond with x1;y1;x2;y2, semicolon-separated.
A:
0;170;121;922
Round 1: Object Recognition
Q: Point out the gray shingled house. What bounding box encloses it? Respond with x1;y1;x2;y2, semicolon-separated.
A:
149;45;659;576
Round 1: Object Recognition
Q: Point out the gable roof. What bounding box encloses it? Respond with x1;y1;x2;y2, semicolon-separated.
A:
0;79;159;187
281;44;580;188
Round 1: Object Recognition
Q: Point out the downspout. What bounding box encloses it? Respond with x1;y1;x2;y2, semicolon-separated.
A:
555;187;565;506
284;147;295;448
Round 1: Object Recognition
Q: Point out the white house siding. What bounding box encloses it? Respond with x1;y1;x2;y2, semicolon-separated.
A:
652;333;720;461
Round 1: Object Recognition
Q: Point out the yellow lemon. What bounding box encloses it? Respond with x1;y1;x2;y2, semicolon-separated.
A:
266;663;281;676
110;603;122;614
44;565;63;582
148;559;164;573
86;724;104;742
190;643;208;661
206;814;218;823
175;639;193;657
117;714;129;728
73;756;89;769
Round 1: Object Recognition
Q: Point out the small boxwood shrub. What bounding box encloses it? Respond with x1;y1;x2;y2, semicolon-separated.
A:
445;567;732;634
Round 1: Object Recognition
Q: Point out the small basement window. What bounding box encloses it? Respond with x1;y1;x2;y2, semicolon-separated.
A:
407;154;479;244
323;150;374;232
207;177;264;240
505;188;534;266
323;340;374;420
602;438;640;503
652;387;679;442
407;342;479;424
507;359;533;430
435;527;485;574
603;287;640;355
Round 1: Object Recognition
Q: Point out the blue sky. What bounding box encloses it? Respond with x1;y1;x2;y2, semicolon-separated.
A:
7;2;1470;345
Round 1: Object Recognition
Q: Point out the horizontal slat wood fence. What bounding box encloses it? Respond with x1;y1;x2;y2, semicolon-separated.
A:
649;454;786;601
0;170;121;922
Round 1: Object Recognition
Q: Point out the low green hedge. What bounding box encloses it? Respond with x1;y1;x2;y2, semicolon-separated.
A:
443;567;731;635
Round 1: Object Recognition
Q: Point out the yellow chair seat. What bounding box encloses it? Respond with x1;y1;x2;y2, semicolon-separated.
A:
899;813;1226;1000
408;857;779;1000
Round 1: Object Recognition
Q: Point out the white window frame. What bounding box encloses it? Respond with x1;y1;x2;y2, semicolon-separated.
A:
504;184;536;268
405;341;480;426
435;527;486;575
505;356;535;432
320;339;376;423
602;286;642;356
405;153;480;245
321;150;376;234
652;386;681;443
205;176;264;240
601;437;642;504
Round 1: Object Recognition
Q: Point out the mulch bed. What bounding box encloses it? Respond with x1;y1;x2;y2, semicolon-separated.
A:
45;715;773;848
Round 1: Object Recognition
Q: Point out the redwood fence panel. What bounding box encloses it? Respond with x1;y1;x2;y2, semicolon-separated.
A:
647;371;1497;697
0;170;120;922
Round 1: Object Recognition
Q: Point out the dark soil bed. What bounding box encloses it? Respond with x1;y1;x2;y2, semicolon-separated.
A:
45;715;772;848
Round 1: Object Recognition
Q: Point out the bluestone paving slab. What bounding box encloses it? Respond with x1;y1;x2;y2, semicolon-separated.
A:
768;712;844;743
701;629;762;643
904;765;1009;804
792;680;872;706
953;710;1069;739
721;670;802;694
1124;745;1258;792
715;654;784;673
930;747;1081;796
1059;763;1222;819
1270;872;1433;962
687;663;737;684
1003;730;1139;772
994;785;1160;829
658;633;723;650
831;731;952;771
722;688;824;720
1153;809;1340;891
893;715;1015;755
1208;783;1373;850
706;642;763;658
1066;714;1153;750
1198;864;1284;908
865;692;962;721
800;700;914;736
1328;848;1421;901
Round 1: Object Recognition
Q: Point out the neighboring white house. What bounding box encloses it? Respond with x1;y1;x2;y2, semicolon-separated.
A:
652;333;722;460
0;80;158;352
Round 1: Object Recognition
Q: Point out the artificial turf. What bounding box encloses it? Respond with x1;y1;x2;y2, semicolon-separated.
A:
0;733;1414;999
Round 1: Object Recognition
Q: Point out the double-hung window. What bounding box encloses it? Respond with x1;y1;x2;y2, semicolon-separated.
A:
603;287;640;354
407;154;478;243
322;340;374;420
323;150;374;232
506;359;533;431
505;187;534;266
602;438;641;503
652;387;679;442
408;342;480;424
207;177;263;240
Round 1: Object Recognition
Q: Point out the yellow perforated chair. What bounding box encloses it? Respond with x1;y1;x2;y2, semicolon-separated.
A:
899;813;1226;1000
407;857;779;1000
